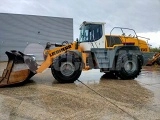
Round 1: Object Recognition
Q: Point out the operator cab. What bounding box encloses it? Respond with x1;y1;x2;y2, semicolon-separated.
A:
79;21;106;51
79;24;103;42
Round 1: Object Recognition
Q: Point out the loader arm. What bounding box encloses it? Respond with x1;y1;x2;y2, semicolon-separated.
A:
0;42;80;87
36;42;79;73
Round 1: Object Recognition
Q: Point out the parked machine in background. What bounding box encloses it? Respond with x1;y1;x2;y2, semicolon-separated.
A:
146;52;160;65
0;21;146;87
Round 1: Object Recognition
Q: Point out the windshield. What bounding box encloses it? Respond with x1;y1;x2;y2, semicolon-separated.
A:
79;24;102;42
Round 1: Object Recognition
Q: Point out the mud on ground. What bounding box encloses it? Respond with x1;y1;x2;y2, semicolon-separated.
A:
0;62;160;120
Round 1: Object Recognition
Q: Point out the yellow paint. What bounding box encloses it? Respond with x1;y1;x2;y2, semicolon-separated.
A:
105;35;150;52
81;52;90;70
36;55;52;73
120;36;150;52
36;42;84;73
106;44;124;49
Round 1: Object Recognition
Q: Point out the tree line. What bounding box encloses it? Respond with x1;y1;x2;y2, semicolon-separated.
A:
150;47;160;52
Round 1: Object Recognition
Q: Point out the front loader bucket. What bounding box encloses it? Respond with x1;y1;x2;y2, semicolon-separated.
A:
0;51;35;87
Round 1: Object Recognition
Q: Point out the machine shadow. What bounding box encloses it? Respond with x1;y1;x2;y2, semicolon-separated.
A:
100;73;118;80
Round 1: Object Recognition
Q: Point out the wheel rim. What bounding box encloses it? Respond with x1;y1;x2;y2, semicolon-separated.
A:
60;62;75;76
124;61;136;73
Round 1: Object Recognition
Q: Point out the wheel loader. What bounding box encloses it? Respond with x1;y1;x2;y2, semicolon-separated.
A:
0;21;144;87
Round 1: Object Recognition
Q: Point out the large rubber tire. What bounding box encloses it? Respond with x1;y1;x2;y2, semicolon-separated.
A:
115;54;142;80
51;54;82;83
156;57;160;65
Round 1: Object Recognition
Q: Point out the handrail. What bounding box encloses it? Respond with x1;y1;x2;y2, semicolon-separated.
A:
110;27;139;45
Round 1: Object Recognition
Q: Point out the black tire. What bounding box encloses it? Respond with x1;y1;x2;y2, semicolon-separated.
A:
156;57;160;65
115;54;142;80
51;54;82;83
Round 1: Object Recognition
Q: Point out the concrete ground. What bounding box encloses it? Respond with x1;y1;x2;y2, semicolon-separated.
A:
0;62;160;120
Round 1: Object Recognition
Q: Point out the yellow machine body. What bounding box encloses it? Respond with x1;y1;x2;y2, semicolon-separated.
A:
105;35;150;52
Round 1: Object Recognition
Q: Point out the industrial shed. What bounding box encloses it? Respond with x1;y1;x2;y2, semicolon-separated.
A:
0;13;73;61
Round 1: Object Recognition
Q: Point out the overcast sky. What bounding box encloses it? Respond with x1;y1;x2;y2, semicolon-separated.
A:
0;0;160;47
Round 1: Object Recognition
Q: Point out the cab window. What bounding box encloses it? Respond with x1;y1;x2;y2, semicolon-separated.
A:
79;24;102;42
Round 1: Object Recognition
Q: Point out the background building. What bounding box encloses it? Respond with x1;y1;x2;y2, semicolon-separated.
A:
0;13;73;61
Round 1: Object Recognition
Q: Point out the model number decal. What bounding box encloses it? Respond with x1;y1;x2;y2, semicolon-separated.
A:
49;45;72;57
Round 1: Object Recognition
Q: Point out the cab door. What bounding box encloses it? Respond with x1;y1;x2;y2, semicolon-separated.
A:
79;24;105;51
